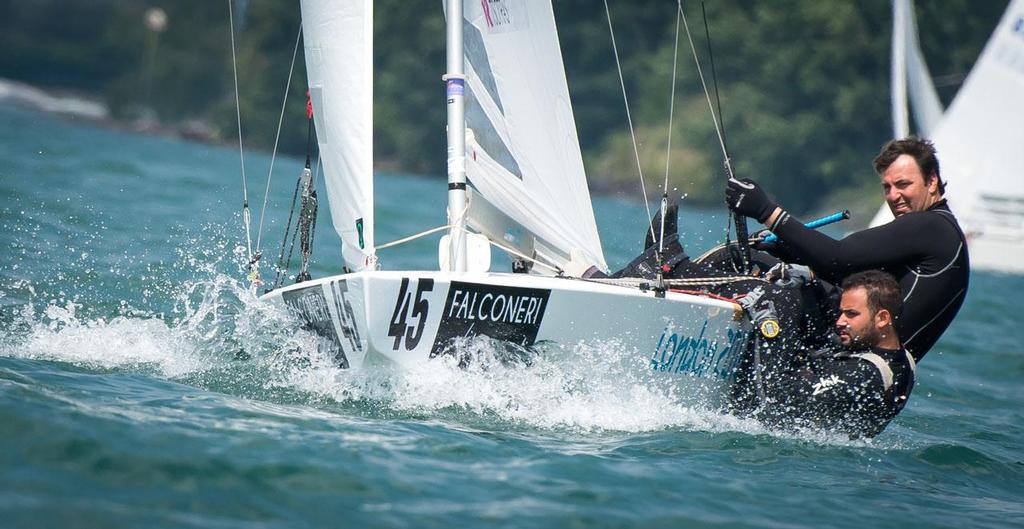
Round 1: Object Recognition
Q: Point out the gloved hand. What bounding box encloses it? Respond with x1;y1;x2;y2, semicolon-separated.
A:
725;178;778;223
752;229;798;262
752;229;779;252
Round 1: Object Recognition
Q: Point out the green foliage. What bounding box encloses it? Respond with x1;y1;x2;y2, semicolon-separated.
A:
0;0;1004;214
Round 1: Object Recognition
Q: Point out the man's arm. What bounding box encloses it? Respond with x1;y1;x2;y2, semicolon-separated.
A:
770;209;931;283
726;178;936;282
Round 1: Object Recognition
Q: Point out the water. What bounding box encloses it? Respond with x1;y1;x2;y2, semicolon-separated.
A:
1;105;1021;528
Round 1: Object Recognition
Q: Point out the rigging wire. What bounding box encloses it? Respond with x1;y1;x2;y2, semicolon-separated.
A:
679;1;750;272
602;0;657;247
700;2;731;157
699;0;750;272
659;0;685;255
678;2;728;164
255;21;303;254
226;0;253;264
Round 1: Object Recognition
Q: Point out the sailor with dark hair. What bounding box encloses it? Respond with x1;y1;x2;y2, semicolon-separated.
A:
756;270;915;438
725;136;969;363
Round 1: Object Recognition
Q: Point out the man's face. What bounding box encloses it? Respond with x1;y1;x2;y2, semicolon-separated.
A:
836;287;881;349
881;154;939;217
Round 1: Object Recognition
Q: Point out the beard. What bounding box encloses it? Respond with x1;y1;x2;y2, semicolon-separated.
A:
840;325;882;350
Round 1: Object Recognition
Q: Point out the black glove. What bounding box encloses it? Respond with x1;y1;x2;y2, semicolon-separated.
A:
725;178;777;223
752;229;798;263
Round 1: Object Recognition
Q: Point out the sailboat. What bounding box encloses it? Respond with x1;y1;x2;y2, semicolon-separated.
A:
873;0;1024;274
257;0;754;403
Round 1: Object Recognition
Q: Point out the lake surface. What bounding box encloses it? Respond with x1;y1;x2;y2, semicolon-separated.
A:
1;106;1021;528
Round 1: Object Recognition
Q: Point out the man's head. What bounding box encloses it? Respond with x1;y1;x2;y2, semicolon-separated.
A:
873;137;944;217
836;270;902;349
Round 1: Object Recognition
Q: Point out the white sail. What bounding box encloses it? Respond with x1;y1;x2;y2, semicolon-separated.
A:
874;0;1024;273
890;0;943;139
927;0;1024;271
300;0;375;271
450;0;608;273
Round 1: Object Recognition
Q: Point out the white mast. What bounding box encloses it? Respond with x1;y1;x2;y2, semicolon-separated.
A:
444;0;468;272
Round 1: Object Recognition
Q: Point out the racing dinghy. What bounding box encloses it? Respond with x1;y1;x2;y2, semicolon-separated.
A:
256;0;761;406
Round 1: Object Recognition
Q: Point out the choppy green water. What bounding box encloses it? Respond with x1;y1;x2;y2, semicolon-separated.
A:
1;106;1022;528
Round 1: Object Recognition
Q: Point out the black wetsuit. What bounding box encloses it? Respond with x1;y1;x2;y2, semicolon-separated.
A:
771;200;969;361
760;345;916;438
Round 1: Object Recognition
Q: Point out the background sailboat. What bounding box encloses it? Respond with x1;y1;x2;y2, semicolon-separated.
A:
872;0;1024;274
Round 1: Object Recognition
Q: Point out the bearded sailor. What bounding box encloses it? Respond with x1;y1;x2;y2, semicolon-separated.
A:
755;270;915;438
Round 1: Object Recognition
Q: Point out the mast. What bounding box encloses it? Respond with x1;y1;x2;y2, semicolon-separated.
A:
444;0;468;272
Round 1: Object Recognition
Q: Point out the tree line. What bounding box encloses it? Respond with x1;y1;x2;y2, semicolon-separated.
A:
0;0;1004;215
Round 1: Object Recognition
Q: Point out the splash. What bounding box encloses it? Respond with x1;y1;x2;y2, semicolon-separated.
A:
0;257;893;447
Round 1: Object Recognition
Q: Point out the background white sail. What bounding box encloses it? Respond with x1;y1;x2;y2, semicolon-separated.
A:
872;0;1024;273
300;0;375;271
452;0;607;272
889;0;943;140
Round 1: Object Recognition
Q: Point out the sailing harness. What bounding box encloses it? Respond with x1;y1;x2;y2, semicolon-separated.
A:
848;349;917;394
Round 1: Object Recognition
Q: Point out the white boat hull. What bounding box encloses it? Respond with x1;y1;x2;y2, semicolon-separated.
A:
260;271;753;403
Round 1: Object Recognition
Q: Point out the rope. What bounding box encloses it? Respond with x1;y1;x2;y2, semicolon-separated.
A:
375;225;452;250
256;21;303;253
585;275;761;288
603;0;656;248
483;238;563;276
375;222;564;276
271;175;302;290
227;0;252;261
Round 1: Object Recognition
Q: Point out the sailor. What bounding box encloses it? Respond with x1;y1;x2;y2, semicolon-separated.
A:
725;137;969;363
757;270;915;438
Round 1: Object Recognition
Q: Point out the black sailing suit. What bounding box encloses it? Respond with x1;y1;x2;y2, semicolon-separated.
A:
761;345;916;438
770;200;969;362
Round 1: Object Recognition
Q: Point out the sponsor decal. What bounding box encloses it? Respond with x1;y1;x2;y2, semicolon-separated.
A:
812;374;845;396
282;285;349;368
480;0;520;33
430;281;550;357
446;78;464;98
650;323;748;381
329;280;362;355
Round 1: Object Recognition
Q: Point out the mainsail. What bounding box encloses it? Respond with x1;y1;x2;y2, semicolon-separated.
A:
300;0;375;271
872;0;1024;273
452;0;608;272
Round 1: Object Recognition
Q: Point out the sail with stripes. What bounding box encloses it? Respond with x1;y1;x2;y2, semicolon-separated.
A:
450;0;607;273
